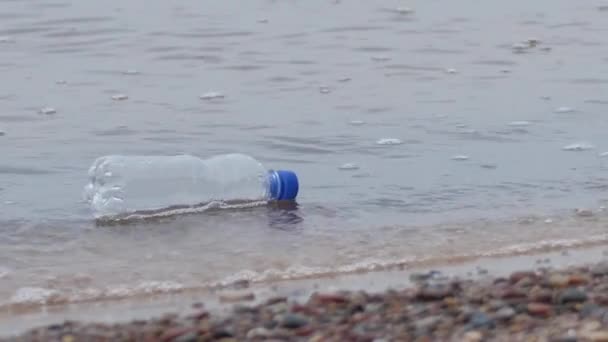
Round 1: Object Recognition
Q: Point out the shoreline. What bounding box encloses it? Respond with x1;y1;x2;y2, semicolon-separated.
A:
4;244;608;340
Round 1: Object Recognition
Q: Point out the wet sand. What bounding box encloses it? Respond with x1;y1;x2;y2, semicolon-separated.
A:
4;244;608;340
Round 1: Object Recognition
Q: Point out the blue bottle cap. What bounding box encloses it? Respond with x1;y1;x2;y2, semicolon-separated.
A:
268;170;299;201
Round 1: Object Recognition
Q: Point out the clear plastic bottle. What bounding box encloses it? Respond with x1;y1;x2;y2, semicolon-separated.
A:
83;153;299;219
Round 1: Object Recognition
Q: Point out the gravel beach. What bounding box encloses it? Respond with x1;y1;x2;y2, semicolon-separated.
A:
8;260;608;341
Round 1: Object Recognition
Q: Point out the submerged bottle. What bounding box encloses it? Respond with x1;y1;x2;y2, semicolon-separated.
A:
83;153;299;219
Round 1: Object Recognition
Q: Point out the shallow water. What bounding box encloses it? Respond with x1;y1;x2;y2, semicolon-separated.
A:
2;0;608;325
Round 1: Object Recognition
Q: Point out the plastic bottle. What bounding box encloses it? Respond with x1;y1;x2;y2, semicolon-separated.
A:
83;153;299;219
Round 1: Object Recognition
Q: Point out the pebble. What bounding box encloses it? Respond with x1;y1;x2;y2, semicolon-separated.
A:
111;94;128;101
463;330;483;342
349;120;365;126
580;331;608;342
414;315;441;332
199;92;225;100
13;264;608;341
494;306;516;321
218;291;255;303
575;208;594;217
451;155;470;161
558;288;588;304
39;107;56;115
527;302;553;317
281;314;309;329
445;68;458;74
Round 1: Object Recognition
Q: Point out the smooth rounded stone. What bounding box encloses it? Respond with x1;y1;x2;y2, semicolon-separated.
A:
416;284;454;301
111;94;128;101
338;163;359;171
376;138;402;145
575;208;594;217
414;316;441;332
218;290;255;303
280;314;309;329
549;274;570;288
199;91;225;100
445;68;458;74
174;332;199;342
563;143;595;151
527;302;552;317
494;306;516;321
463;330;483;342
580;330;608;342
246;327;272;339
509;271;537;284
39;107;57;115
592;263;608;276
467;311;495;329
349;120;365;126
558;288;588;304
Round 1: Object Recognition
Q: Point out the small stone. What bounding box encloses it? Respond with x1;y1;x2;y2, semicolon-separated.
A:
568;274;589;285
558;288;588;304
111;94;128;101
161;328;197;342
451;155;470;161
575;208;594;217
592;263;608;276
39;107;56;115
218;291;255;303
510;271;537;284
527;302;552;317
445;68;458;74
463;330;483;342
174;332;199;342
581;321;602;332
494;306;516;321
349;120;365;126
414;316;441;332
312;293;349;304
545;218;554;224
281;314;309;329
246;327;271;339
580;330;608;342
549;274;570;288
468;311;495;329
416;284;453;300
